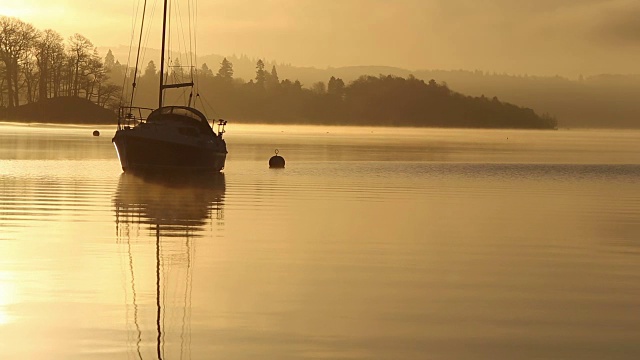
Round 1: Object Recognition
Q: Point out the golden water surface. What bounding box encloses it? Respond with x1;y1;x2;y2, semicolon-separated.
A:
0;123;639;359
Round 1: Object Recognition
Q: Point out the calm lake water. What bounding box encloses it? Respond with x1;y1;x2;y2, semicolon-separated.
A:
0;122;639;359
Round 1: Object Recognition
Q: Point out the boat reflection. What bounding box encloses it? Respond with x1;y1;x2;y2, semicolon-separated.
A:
113;172;225;359
114;172;225;237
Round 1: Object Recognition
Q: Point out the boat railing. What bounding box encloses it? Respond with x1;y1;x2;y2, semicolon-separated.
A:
118;106;155;129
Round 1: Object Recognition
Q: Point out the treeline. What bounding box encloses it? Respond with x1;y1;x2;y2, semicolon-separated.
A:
0;16;120;110
190;56;640;129
412;71;640;128
267;63;640;129
1;16;555;129
127;58;557;129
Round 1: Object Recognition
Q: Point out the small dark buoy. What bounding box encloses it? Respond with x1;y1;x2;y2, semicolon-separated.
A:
269;149;285;168
93;130;100;136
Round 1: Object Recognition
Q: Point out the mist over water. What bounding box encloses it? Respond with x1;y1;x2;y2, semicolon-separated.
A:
0;123;639;359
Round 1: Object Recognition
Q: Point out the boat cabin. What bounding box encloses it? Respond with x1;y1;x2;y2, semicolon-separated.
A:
147;106;215;135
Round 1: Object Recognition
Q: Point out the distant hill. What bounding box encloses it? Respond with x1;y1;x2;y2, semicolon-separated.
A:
100;47;640;128
196;55;413;87
101;46;414;86
0;97;117;124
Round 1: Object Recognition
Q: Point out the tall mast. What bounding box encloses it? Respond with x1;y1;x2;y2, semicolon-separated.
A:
157;0;195;107
159;0;168;108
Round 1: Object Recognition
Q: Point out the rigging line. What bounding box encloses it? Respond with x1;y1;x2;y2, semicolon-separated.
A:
156;224;163;360
188;231;195;358
139;0;159;74
173;0;193;88
187;0;194;71
130;0;150;109
180;236;192;360
163;0;172;104
161;235;168;360
193;0;198;66
182;90;189;105
169;90;187;106
175;0;189;87
121;0;143;105
173;0;186;62
116;221;134;360
197;93;220;118
187;231;196;359
195;95;210;119
191;0;199;103
128;236;144;360
160;231;173;360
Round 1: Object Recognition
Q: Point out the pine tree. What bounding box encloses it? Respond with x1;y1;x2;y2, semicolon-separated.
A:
255;59;266;85
270;65;279;83
104;49;115;70
200;63;214;77
143;60;157;78
267;65;280;90
216;57;233;79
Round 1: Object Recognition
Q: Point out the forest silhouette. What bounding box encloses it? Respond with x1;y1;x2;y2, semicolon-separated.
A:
0;16;556;129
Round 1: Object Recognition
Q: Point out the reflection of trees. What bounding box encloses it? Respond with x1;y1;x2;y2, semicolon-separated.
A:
113;173;225;359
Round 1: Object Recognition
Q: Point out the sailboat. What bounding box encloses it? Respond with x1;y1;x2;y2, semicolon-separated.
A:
112;0;228;174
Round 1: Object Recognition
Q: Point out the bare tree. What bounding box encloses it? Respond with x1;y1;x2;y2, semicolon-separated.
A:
83;55;105;100
67;33;95;97
20;43;38;103
0;16;38;107
97;83;121;109
49;43;66;97
0;71;5;107
35;29;63;101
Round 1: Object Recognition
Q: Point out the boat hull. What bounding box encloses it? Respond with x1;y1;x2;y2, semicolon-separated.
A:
113;129;226;173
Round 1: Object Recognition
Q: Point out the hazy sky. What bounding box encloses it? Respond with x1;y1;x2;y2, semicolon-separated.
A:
2;0;640;77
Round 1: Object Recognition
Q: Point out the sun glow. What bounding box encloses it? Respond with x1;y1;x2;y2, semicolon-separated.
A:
0;272;17;326
0;307;9;326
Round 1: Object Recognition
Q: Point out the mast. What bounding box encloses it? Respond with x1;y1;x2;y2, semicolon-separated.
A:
159;0;168;108
158;0;194;108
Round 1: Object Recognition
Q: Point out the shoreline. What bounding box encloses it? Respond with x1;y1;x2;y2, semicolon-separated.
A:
0;119;558;131
2;120;638;132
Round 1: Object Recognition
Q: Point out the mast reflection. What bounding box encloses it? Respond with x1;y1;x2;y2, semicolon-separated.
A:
113;172;225;359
